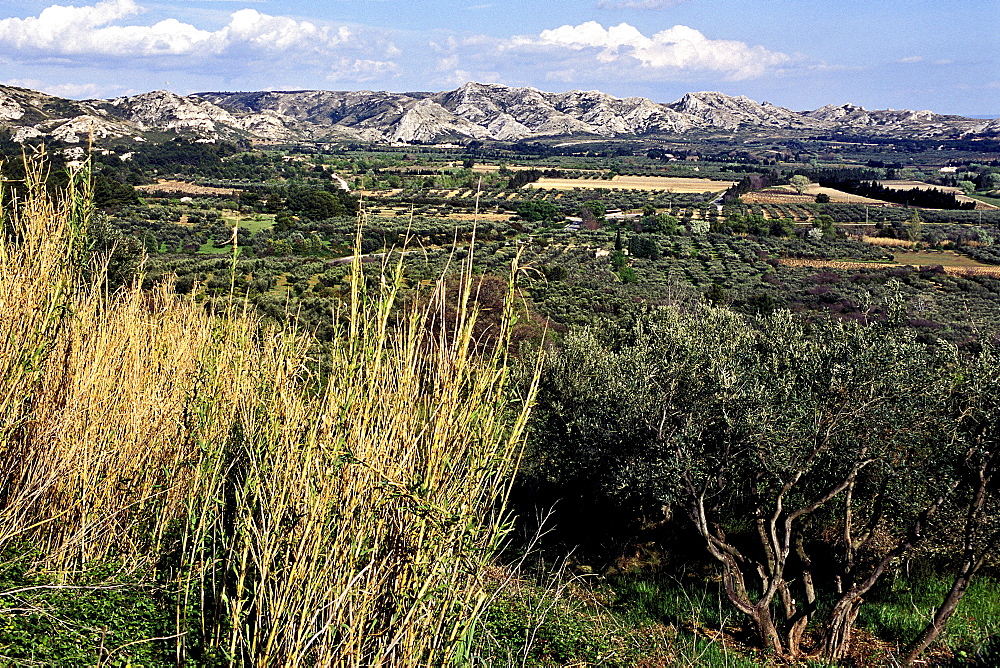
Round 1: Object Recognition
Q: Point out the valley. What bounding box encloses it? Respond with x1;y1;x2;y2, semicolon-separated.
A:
2;80;1000;666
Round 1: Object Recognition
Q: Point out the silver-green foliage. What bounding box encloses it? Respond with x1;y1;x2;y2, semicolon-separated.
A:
533;303;993;661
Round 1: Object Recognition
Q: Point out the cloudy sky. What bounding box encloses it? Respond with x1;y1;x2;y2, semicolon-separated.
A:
0;0;997;116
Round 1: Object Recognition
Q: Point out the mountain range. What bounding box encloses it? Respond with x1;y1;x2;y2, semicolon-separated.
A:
1;81;998;146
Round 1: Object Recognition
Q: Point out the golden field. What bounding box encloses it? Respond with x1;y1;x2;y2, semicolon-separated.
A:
526;175;735;192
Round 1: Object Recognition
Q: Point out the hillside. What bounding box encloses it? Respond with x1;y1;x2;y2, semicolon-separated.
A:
1;81;997;146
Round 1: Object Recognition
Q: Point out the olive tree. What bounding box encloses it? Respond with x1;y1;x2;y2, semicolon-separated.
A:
790;175;812;195
532;305;965;661
904;348;1000;664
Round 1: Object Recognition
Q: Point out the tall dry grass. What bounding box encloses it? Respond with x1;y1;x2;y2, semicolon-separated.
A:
0;153;535;665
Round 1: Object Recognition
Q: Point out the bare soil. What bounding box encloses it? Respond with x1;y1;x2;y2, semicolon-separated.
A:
527;176;734;192
743;185;893;205
777;252;1000;276
136;180;236;196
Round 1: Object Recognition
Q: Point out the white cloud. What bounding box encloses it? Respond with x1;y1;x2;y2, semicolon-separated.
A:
1;77;129;99
509;21;788;81
597;0;692;9
0;1;211;56
325;58;400;83
897;56;924;64
0;1;398;83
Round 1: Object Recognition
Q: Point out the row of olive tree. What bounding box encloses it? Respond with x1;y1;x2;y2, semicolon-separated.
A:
530;300;999;663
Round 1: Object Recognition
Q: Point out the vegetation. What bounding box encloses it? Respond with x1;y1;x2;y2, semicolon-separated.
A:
527;303;1000;662
0;153;534;665
2;135;1000;665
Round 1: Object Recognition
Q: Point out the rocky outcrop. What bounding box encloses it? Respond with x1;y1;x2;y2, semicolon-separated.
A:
0;90;25;121
977;118;1000;136
109;90;242;135
668;91;821;131
48;115;124;143
0;81;993;146
803;103;982;137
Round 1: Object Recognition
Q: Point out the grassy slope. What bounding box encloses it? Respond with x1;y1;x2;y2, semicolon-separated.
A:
0;156;534;666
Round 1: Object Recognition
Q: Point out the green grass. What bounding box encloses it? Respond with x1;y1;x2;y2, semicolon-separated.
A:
0;544;185;666
475;571;760;667
611;575;731;630
893;249;991;267
968;193;1000;207
858;575;1000;655
233;212;275;233
197;239;228;254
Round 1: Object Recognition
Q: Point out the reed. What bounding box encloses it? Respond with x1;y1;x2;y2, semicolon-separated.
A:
0;152;535;666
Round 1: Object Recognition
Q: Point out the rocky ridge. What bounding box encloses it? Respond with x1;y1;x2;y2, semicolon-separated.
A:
0;81;996;146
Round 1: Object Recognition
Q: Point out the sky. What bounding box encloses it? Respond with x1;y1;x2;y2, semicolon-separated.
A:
0;0;997;116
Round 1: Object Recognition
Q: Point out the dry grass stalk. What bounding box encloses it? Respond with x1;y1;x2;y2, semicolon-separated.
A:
0;152;535;666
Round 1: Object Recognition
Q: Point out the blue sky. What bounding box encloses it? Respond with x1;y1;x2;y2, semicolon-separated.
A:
0;0;997;116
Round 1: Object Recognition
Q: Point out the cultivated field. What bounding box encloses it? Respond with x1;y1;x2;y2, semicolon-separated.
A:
743;185;891;205
526;175;735;192
877;180;998;210
136;179;236;196
892;250;990;267
471;164;574;173
778;251;1000;276
878;180;963;193
858;235;918;248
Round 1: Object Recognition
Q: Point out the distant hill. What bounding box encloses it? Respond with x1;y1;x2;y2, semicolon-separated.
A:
2;81;998;146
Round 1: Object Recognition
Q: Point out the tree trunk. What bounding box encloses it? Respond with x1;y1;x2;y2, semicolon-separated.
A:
786;538;816;658
716;554;785;655
906;459;996;663
822;487;955;661
751;604;784;655
822;594;863;661
904;568;974;664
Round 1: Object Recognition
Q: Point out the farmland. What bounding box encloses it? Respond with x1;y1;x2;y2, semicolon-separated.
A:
526;175;735;191
135;179;237;196
777;251;1000;277
879;179;964;193
5;136;1000;667
742;184;894;205
879;179;999;209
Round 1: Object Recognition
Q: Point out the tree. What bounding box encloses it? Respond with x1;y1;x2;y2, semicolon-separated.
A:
628;235;660;260
84;214;144;291
790;175;812;195
768;217;794;237
643;213;678;234
704;283;727;305
907;209;923;242
979;172;1000;191
531;306;963;662
904;348;1000;663
617;266;637;283
516;200;559;222
814;214;836;239
92;173;139;211
687;219;710;235
286;188;345;220
273;212;297;232
581;200;606;223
